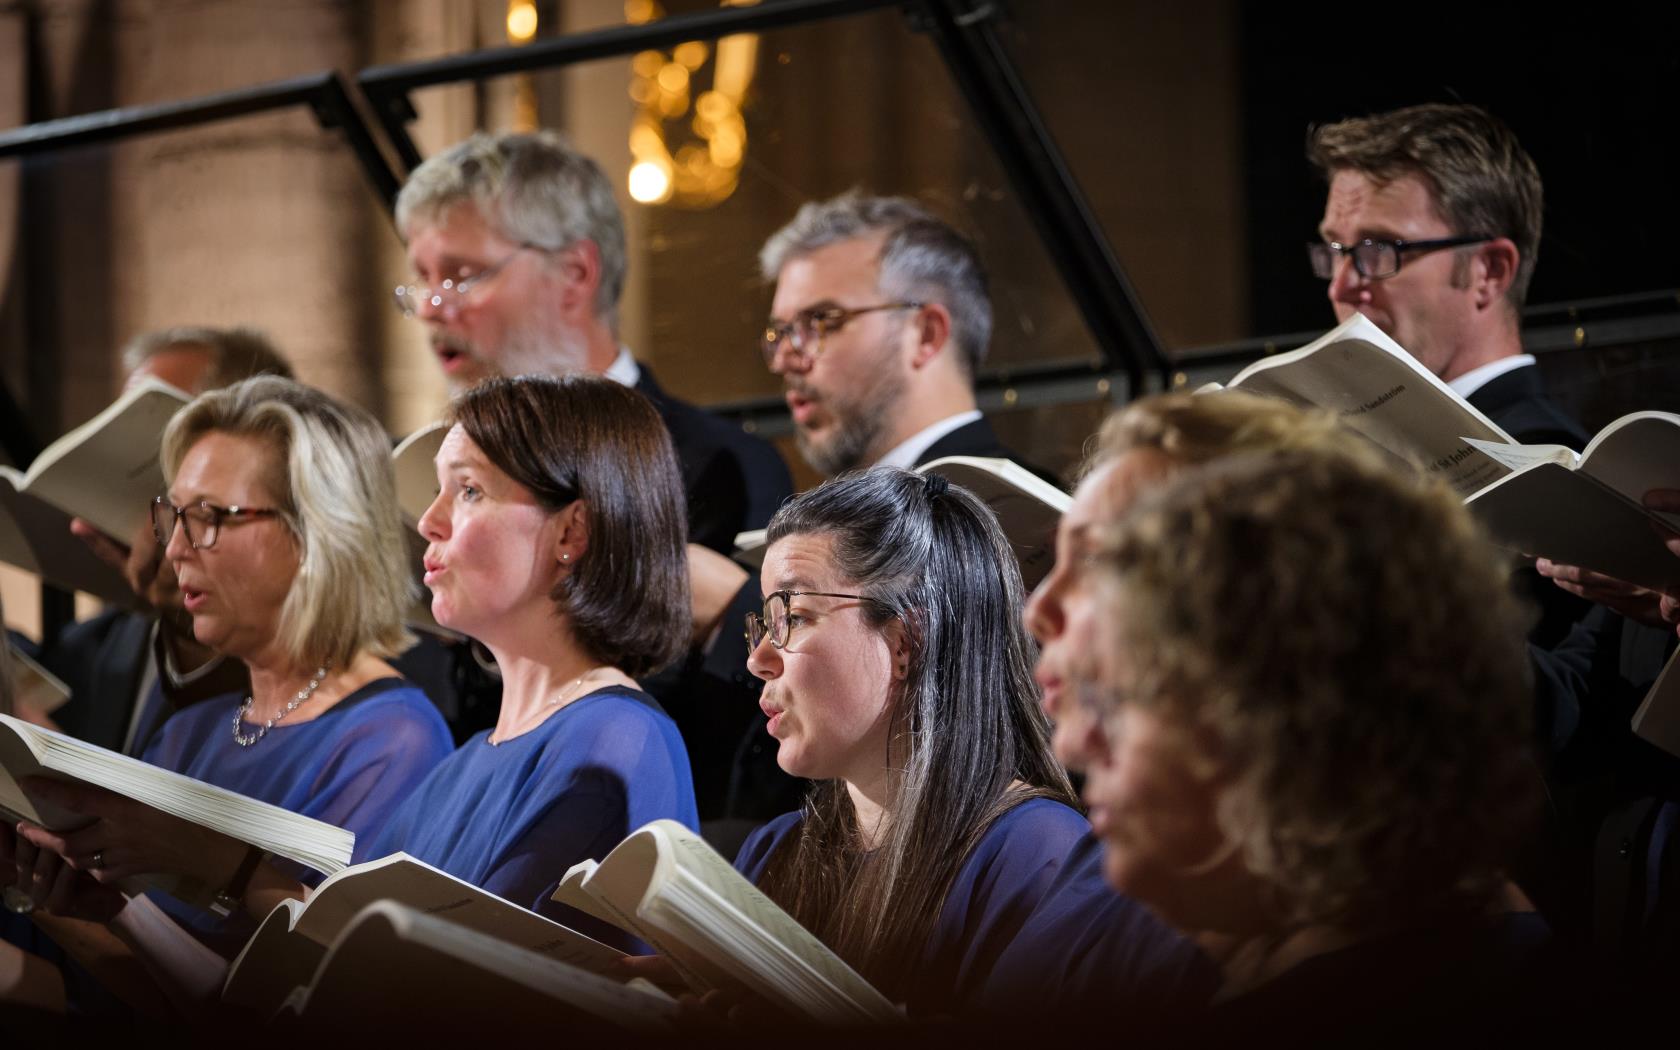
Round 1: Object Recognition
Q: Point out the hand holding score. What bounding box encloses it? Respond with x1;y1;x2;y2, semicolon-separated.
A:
69;514;182;620
1536;487;1680;635
12;777;248;906
7;817;126;923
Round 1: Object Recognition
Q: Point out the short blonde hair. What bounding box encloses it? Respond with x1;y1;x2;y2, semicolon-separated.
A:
1093;448;1535;931
161;376;413;669
1080;389;1374;482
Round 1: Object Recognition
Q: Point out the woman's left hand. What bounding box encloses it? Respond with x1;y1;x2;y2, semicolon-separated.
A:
10;820;128;923
14;777;248;892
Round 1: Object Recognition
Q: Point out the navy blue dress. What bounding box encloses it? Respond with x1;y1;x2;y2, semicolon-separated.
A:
734;797;1093;1013
980;832;1218;1019
358;685;699;927
138;677;455;954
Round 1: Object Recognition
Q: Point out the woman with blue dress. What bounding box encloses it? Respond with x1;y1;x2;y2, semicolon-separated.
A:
4;375;454;1010
729;468;1084;1016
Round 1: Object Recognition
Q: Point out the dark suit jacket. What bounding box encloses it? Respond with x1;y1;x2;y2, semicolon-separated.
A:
36;609;154;752
635;365;793;553
1466;363;1590;450
1466;363;1595;650
918;416;1062;486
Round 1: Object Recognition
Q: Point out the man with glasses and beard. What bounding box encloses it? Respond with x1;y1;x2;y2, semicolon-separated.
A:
758;190;1030;475
688;192;1050;837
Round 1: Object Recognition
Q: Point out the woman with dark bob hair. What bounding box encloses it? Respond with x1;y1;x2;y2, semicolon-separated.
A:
1066;447;1550;1034
730;467;1084;1014
357;373;697;916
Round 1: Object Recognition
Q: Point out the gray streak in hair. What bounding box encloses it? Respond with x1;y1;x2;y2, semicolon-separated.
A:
759;191;992;377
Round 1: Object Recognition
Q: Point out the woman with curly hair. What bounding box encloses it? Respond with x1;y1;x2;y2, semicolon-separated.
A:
1066;445;1549;1032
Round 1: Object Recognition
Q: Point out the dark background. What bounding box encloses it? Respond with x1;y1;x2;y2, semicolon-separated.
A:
1238;4;1680;336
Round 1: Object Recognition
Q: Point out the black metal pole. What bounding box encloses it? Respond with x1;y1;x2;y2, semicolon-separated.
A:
357;0;904;179
907;0;1172;395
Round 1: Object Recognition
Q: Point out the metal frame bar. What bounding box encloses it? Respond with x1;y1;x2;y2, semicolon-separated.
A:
904;0;1170;395
0;70;403;206
357;0;904;174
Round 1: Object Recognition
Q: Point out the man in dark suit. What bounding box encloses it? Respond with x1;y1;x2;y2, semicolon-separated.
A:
1309;104;1591;647
393;130;792;555
1308;105;1679;970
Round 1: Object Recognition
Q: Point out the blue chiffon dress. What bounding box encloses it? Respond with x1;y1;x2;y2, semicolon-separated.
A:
138;676;455;954
356;685;699;934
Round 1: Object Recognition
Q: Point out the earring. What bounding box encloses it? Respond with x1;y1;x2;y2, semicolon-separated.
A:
561;553;571;563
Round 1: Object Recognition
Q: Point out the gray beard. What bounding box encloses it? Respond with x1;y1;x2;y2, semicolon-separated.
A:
798;411;886;476
445;318;594;393
796;357;908;476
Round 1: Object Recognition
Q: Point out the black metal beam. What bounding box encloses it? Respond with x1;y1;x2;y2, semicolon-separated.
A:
357;0;904;176
0;71;403;210
0;379;40;469
905;0;1171;396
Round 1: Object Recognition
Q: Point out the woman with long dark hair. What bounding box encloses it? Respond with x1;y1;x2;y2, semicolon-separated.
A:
735;468;1078;1014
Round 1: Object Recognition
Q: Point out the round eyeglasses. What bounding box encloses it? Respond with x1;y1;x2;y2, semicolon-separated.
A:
744;589;891;651
392;244;545;317
759;301;923;368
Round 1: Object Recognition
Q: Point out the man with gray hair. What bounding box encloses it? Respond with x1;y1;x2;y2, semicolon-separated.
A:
759;190;1025;474
394;130;791;554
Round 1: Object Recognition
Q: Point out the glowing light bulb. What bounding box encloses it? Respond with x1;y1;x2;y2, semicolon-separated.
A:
628;161;672;203
506;1;538;42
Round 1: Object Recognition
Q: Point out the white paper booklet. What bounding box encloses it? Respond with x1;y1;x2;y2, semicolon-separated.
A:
224;851;622;1014
732;456;1069;588
551;819;901;1025
0;377;190;541
1462;412;1680;592
1209;313;1516;498
0;714;353;893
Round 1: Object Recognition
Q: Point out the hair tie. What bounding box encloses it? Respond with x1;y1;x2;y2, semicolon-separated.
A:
922;473;950;501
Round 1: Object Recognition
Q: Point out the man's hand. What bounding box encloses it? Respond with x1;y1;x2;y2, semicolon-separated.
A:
70;515;182;619
687;543;751;650
1534;559;1675;629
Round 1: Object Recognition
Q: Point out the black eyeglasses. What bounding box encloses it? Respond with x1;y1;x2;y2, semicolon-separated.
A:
744;589;891;651
1307;236;1493;281
760;302;923;368
151;497;283;551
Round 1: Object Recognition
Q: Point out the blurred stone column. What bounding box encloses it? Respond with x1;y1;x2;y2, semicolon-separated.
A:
106;0;378;414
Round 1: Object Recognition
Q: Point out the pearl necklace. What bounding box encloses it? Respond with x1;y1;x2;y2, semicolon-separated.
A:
232;664;330;747
488;667;603;747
